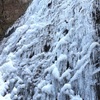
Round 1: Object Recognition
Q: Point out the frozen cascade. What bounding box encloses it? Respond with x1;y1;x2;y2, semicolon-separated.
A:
0;0;100;100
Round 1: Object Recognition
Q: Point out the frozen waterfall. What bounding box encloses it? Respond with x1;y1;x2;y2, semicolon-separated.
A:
0;0;99;100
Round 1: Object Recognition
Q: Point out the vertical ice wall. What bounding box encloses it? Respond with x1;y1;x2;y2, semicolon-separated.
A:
92;0;100;100
0;0;99;100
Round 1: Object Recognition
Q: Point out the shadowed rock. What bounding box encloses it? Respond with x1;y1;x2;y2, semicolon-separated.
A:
0;0;31;40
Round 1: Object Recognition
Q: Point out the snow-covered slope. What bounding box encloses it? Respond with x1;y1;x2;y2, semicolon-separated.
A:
0;0;100;100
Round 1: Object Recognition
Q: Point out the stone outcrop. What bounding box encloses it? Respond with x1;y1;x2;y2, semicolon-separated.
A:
0;0;31;40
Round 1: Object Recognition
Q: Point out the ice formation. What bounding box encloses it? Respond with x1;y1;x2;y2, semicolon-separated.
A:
0;0;99;100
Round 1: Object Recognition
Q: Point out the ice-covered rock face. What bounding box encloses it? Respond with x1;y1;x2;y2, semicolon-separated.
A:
0;0;100;100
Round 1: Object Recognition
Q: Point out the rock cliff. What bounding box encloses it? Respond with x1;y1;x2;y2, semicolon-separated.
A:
0;0;31;40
